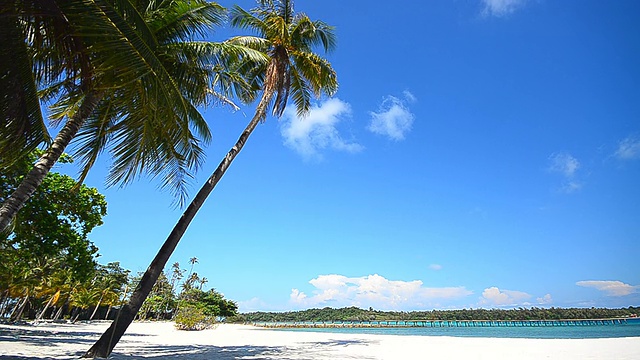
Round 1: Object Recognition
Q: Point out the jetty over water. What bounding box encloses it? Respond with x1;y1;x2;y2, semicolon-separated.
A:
252;318;629;328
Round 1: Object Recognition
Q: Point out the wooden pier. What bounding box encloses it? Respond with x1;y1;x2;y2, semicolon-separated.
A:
252;318;629;329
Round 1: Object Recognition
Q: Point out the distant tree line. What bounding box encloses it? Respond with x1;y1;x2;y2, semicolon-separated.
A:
236;306;640;323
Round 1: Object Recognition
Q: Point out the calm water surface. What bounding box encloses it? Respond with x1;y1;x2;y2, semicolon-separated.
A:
273;318;640;339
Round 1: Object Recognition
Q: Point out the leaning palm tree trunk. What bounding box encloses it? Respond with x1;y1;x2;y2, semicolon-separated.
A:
0;91;102;232
82;89;273;358
89;294;104;321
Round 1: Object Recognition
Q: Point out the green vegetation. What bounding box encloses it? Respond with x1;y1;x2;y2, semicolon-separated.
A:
134;260;238;327
238;306;640;323
0;152;122;321
86;0;338;357
0;152;237;325
2;0;335;357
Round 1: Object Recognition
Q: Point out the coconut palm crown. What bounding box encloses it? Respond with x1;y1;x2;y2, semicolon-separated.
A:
230;0;338;120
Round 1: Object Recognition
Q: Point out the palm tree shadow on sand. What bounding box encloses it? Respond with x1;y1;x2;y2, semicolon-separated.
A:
1;326;376;360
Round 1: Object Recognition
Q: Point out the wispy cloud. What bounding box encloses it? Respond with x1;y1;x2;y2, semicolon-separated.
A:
429;264;443;271
549;152;580;177
537;293;553;305
576;280;639;297
548;152;582;193
367;92;416;141
614;135;640;160
479;287;532;306
280;98;363;160
238;297;270;312
290;274;472;310
481;0;527;17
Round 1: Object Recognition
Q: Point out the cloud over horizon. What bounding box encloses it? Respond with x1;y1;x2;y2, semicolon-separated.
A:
280;98;363;160
290;274;472;310
367;92;416;141
479;287;532;306
481;0;527;17
577;280;639;297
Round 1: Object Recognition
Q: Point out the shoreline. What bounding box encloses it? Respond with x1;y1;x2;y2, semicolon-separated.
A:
1;321;640;359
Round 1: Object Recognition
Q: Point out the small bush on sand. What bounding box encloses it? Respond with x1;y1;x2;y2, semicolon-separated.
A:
174;304;213;331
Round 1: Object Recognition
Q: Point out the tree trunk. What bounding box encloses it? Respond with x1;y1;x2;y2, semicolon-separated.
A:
82;89;273;358
0;91;103;233
90;294;103;321
53;305;64;321
11;296;29;321
71;307;80;323
36;294;55;321
0;290;9;317
104;304;112;320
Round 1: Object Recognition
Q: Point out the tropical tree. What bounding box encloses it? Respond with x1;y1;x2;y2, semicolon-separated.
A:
1;151;106;320
0;0;263;232
175;288;238;330
83;0;337;357
89;262;129;320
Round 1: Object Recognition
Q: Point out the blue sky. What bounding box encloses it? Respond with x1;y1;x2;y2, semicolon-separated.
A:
61;0;639;312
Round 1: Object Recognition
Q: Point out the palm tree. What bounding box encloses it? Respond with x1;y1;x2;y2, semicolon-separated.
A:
199;277;208;291
0;0;263;232
186;257;199;282
83;0;337;357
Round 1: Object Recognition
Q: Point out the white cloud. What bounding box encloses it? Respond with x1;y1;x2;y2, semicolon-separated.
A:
367;93;415;141
561;181;582;194
615;136;640;160
429;264;443;271
280;98;363;160
403;90;417;103
537;293;553;305
549;152;580;177
481;0;527;17
238;297;270;312
576;280;639;297
548;152;583;193
289;274;472;310
479;287;532;306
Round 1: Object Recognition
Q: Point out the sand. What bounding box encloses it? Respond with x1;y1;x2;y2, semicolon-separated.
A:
1;321;639;359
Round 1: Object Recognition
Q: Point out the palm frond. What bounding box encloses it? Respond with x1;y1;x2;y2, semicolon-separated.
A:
0;10;49;167
291;51;338;98
150;0;226;42
289;67;312;118
230;5;269;36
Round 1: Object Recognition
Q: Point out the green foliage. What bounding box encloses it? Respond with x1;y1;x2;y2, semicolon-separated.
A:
180;288;238;317
174;303;210;331
136;260;238;329
0;152;107;320
174;288;238;331
0;151;112;320
0;152;106;284
138;272;176;320
240;306;640;323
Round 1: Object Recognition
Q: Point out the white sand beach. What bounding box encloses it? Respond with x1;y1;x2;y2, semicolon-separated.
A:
1;321;639;360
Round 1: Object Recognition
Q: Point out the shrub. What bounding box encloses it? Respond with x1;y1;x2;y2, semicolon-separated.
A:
174;304;213;331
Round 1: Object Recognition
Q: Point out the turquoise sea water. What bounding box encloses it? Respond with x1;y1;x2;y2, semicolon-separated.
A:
272;318;640;339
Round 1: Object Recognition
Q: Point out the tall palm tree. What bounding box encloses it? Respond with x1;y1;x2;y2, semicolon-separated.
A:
83;0;337;357
0;0;263;233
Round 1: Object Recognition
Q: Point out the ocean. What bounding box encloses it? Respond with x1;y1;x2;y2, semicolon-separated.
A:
270;318;640;339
